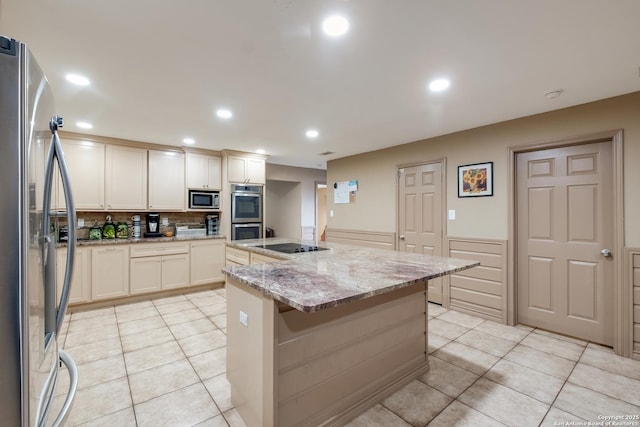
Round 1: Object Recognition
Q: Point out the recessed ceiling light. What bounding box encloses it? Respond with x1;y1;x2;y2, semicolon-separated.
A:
65;73;90;86
322;15;349;37
306;129;319;139
183;138;195;145
216;108;233;119
428;78;450;92
256;149;266;155
76;121;93;129
544;89;564;99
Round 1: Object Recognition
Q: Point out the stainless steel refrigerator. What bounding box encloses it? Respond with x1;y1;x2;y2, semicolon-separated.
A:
0;36;78;426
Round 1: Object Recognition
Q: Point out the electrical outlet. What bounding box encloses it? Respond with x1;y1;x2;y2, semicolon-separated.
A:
239;311;248;327
77;218;85;227
162;217;168;226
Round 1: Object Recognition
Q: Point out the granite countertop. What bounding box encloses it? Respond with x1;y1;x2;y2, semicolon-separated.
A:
223;238;479;313
57;234;226;247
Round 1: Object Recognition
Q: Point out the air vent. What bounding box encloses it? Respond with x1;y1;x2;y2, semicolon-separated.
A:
318;151;335;156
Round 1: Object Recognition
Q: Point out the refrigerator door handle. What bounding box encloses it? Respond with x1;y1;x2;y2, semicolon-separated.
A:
50;350;78;427
41;126;57;341
50;116;76;334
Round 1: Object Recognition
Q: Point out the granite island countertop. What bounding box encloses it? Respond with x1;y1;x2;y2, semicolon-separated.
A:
223;238;479;312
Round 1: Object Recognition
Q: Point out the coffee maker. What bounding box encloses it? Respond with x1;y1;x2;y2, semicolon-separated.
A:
144;213;162;237
205;214;219;235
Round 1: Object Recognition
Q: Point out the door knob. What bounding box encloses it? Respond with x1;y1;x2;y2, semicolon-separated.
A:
400;235;405;240
600;248;612;257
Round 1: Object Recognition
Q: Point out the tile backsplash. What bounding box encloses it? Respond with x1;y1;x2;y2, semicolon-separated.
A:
58;211;219;240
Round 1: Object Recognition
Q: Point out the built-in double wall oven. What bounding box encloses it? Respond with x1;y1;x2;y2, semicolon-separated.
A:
231;184;263;240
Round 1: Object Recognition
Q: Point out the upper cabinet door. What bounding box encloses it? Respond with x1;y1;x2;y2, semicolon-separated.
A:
148;150;185;211
105;145;147;210
186;152;221;190
227;155;265;184
227;155;247;184
246;158;265;184
57;139;105;210
206;155;222;189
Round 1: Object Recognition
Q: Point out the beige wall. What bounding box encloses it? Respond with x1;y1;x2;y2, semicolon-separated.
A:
266;164;326;229
327;91;640;246
265;180;301;239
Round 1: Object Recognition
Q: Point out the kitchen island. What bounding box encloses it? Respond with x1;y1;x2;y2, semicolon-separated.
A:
223;239;478;427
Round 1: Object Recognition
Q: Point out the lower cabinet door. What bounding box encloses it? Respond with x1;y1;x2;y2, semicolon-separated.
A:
57;246;91;304
92;246;130;300
190;240;225;285
162;254;190;290
130;256;162;294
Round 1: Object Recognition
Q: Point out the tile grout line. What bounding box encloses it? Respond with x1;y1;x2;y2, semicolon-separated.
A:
115;302;141;427
419;316;536;426
535;344;588;426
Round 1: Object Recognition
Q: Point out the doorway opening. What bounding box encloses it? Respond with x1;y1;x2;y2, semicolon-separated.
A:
316;182;327;241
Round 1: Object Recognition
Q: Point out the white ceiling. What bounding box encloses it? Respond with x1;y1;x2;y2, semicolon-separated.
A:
2;1;640;169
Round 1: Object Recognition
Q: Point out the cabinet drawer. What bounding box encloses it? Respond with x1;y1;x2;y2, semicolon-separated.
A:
130;242;189;258
225;259;243;268
226;246;250;265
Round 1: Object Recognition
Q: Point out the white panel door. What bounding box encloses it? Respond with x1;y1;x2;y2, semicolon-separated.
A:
398;162;443;303
517;141;614;345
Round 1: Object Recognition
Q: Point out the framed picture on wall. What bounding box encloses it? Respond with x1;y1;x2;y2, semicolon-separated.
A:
458;162;493;197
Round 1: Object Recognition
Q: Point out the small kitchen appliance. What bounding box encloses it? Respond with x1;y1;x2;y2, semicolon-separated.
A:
58;225;68;242
189;190;220;210
144;213;162;237
131;215;141;238
205;214;219;235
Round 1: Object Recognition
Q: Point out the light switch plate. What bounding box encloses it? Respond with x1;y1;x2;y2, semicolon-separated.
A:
239;311;248;327
448;210;456;220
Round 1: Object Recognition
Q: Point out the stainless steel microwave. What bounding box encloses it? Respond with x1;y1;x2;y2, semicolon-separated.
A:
189;190;220;210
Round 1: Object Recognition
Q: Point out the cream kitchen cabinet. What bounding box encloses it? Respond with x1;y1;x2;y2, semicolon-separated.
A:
227;155;265;184
250;252;281;264
148;149;185;211
57;139;105;210
225;245;282;267
225;246;250;266
105;145;147;210
190;240;225;286
56;246;91;305
91;245;129;300
130;242;190;294
186;152;222;190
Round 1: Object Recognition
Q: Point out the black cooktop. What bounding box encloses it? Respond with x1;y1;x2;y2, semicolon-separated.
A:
259;243;329;254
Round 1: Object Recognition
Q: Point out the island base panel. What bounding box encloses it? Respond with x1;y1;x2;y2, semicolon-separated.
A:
226;277;429;427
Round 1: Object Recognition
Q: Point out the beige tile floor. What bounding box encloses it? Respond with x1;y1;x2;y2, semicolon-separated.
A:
53;289;640;427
